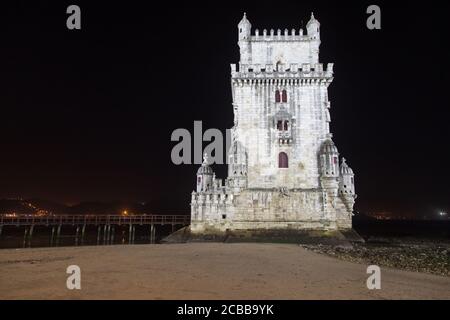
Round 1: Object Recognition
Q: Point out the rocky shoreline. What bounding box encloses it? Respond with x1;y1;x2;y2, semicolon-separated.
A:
301;238;450;277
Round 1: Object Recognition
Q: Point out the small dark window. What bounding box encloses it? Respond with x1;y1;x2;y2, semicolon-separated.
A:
222;214;227;219
197;177;201;183
284;120;289;131
333;157;338;164
282;90;287;103
276;61;281;72
278;152;288;168
275;90;281;103
277;120;283;130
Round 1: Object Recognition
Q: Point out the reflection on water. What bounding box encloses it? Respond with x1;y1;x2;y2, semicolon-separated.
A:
0;224;179;249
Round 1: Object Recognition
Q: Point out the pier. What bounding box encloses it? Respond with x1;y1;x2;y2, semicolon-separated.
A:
0;214;190;246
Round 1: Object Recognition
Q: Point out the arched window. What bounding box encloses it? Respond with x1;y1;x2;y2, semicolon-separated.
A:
278;152;288;168
282;90;287;102
276;61;282;72
284;120;289;131
275;90;281;103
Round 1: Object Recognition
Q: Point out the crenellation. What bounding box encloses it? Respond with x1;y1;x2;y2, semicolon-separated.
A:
231;62;334;83
250;34;314;42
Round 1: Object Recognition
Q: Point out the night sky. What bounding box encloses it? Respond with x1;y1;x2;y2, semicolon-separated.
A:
1;1;449;217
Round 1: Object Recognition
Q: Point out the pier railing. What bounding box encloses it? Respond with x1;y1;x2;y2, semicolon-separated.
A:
0;214;190;227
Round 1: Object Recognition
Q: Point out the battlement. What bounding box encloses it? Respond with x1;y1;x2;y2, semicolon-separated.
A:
249;28;313;42
230;62;334;81
191;192;234;206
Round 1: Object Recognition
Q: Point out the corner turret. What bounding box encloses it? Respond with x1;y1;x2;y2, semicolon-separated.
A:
338;158;357;213
238;13;252;64
196;154;214;192
306;12;320;40
319;139;339;195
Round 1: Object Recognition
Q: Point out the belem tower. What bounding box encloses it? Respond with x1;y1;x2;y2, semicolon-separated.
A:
190;13;356;233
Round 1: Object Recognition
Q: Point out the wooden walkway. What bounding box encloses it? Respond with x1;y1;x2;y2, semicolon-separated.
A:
0;214;190;245
0;214;190;227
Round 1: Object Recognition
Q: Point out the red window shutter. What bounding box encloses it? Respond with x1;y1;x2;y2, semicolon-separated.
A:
282;90;287;103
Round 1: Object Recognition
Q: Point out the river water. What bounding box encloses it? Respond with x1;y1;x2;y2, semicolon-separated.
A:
1;220;448;249
0;224;179;249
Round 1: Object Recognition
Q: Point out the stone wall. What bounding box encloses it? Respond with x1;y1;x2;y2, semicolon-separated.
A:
191;189;352;233
231;67;333;189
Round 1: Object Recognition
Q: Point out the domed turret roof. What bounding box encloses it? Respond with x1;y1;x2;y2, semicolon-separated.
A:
306;12;320;27
320;139;338;154
340;158;354;175
238;12;251;28
197;154;214;175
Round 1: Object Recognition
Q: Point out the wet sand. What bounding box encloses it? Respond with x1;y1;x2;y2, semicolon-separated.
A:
0;243;449;299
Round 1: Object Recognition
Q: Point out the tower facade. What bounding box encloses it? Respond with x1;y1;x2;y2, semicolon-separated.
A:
190;13;356;233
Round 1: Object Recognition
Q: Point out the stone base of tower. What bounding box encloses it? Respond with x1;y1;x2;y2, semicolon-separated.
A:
162;225;363;245
190;220;339;233
190;188;354;234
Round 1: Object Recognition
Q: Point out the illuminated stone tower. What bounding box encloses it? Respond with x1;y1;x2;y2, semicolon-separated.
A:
190;13;356;233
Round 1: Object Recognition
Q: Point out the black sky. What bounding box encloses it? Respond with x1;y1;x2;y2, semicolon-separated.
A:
0;1;449;216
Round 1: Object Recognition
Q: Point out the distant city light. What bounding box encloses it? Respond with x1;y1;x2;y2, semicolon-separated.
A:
439;211;447;216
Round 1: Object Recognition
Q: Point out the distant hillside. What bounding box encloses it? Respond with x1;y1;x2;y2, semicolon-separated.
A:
0;198;185;216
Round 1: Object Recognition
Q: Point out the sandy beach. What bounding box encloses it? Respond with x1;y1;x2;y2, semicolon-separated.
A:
0;243;449;299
